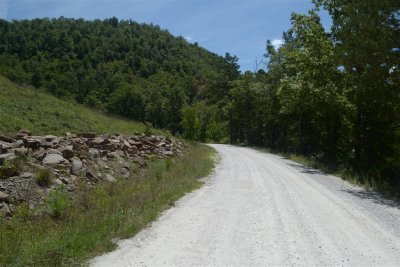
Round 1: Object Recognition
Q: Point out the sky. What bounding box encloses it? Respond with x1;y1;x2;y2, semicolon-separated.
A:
0;0;331;71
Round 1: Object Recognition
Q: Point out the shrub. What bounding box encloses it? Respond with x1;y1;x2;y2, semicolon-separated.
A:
36;168;53;187
165;158;172;171
47;187;70;219
11;156;27;173
0;160;17;178
144;124;153;136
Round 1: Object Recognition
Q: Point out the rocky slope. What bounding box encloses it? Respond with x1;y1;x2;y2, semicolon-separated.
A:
0;130;184;217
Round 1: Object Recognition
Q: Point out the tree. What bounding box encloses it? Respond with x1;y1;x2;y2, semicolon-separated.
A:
318;0;400;181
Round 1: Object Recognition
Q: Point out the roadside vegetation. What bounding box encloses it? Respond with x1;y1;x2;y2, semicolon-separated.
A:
0;75;159;136
0;143;215;267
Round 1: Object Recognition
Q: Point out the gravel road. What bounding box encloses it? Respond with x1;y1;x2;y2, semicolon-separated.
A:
91;144;400;266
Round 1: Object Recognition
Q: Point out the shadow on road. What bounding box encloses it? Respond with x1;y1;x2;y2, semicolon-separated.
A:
341;188;399;208
286;163;323;175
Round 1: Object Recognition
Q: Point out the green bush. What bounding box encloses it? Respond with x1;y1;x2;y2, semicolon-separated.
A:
36;168;53;187
0;160;17;179
47;187;70;219
144;124;153;136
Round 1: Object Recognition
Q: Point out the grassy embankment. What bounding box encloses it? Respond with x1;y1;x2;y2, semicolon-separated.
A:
0;76;217;266
0;75;161;136
0;143;215;266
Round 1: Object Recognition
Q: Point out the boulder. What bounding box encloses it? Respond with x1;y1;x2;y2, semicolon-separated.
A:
11;140;24;148
86;166;98;179
43;154;65;165
47;149;61;155
0;153;15;164
133;156;146;167
157;142;167;148
108;150;125;158
13;147;28;156
75;145;89;158
79;132;96;138
161;150;173;156
142;139;156;147
0;142;11;153
1;202;12;217
0;135;14;143
16;129;31;139
54;178;63;186
23;137;41;149
42;135;59;147
105;174;115;182
122;140;132;151
0;191;9;202
32;148;46;160
61;147;74;159
20;172;32;179
92;137;109;145
89;148;100;158
44;135;57;142
70;158;83;174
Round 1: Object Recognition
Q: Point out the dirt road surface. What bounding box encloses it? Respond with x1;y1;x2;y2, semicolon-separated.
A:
91;144;400;266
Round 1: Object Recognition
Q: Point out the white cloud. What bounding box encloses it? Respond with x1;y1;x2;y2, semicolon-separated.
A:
0;0;8;19
184;36;192;42
271;39;283;49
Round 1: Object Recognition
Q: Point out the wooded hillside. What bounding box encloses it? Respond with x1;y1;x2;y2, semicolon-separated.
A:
0;17;239;135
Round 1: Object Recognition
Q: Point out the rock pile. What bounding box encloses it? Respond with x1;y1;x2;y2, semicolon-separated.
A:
0;130;184;217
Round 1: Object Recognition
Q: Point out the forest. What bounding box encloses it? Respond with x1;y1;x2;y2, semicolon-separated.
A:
0;0;399;194
0;16;240;135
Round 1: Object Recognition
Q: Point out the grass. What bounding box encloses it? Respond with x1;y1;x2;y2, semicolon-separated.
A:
0;142;216;267
35;168;54;187
0;75;162;136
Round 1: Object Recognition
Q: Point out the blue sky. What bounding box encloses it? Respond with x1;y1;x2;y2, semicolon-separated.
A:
0;0;331;71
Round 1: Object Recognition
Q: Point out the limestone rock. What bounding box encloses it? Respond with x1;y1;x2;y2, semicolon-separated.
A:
0;135;14;143
32;148;46;160
44;135;57;142
71;158;83;174
13;147;28;156
79;132;96;138
86;166;98;179
11;140;24;148
0;191;9;202
43;154;65;165
23;137;41;149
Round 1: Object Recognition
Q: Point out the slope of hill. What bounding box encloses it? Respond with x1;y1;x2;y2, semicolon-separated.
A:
0;75;159;136
0;18;240;134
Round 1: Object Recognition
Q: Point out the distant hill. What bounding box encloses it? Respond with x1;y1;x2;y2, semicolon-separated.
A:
0;17;240;134
0;75;160;136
